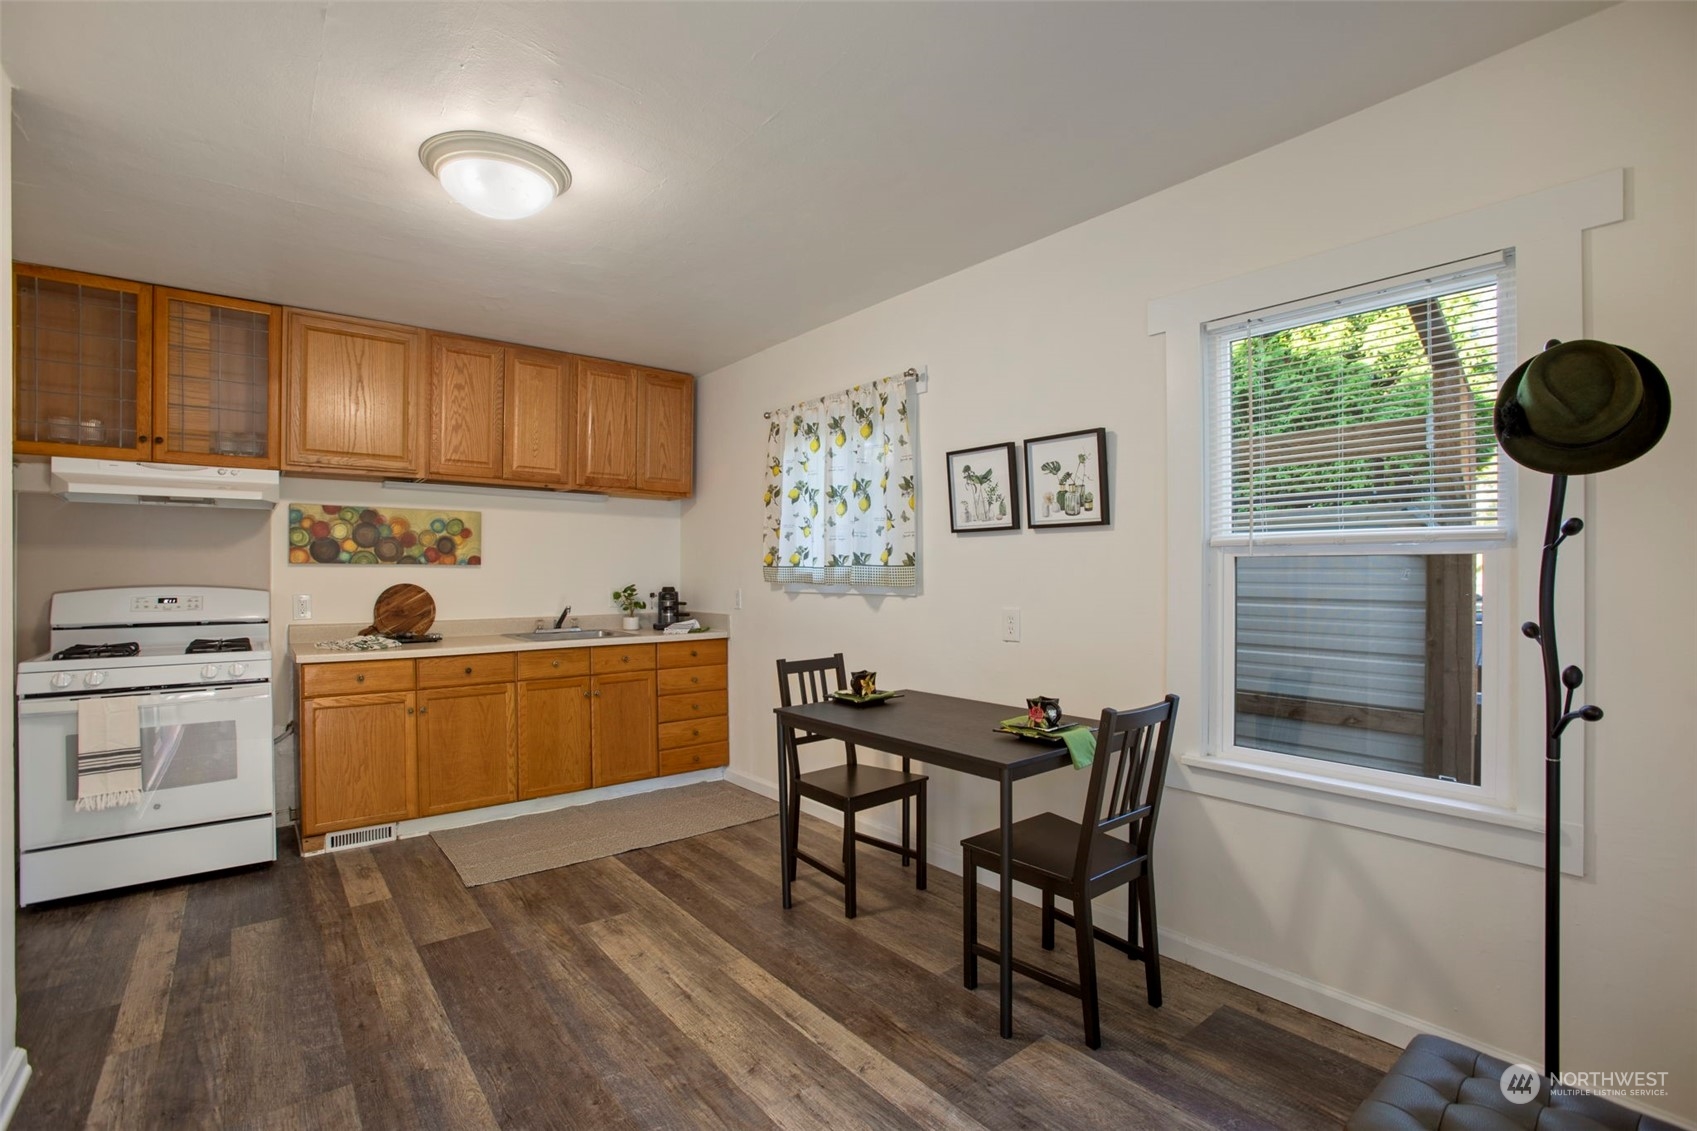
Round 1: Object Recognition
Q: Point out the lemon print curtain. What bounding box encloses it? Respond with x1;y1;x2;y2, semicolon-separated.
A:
761;375;917;589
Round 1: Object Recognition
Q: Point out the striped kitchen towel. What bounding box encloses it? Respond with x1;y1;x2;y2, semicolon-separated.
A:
75;697;144;811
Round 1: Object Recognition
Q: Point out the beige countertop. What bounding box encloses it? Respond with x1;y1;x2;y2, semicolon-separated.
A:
290;614;728;665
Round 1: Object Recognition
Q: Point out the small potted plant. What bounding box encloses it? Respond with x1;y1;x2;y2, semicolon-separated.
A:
613;584;647;630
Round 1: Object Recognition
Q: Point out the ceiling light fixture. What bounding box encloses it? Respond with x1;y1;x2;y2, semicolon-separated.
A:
418;130;571;220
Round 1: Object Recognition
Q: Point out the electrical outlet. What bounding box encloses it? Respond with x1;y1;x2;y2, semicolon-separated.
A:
293;594;312;620
1001;607;1020;642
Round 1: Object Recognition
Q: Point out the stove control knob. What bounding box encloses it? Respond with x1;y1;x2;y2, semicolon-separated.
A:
83;671;106;688
229;663;247;677
50;672;73;690
201;664;221;680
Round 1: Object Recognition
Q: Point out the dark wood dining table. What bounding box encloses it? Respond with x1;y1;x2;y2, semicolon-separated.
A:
773;689;1086;1038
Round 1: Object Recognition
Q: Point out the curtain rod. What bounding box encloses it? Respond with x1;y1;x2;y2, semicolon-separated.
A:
764;367;927;419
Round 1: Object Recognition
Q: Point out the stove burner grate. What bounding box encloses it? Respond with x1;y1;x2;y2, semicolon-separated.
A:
186;637;253;655
51;642;141;662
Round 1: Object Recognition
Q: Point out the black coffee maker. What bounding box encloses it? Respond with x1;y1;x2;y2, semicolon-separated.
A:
652;587;687;629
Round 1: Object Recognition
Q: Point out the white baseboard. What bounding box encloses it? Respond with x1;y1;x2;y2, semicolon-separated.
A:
0;1047;31;1129
724;767;1696;1130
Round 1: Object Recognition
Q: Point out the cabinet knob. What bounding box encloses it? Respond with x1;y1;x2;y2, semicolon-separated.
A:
593;690;601;697
691;703;700;711
690;649;698;658
356;674;365;683
407;707;415;716
153;436;164;445
621;655;629;663
691;729;700;738
551;660;560;668
583;690;590;697
464;665;473;675
419;707;428;715
690;676;699;685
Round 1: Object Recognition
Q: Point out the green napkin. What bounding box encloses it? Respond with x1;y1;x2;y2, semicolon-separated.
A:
1060;727;1096;770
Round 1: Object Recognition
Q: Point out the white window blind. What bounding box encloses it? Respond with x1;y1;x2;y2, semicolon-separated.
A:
1206;252;1515;547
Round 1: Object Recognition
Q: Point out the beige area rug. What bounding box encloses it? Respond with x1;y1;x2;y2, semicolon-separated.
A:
431;780;776;887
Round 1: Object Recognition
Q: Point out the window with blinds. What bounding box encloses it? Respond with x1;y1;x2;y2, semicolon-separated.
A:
1206;252;1515;547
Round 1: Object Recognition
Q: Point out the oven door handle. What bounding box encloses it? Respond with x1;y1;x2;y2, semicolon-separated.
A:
17;686;272;716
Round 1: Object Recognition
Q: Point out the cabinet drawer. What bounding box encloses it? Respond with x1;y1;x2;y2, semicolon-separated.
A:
417;652;516;689
657;689;727;723
590;643;655;673
660;741;729;776
658;715;729;751
657;638;726;668
516;649;592;680
656;664;727;696
300;660;414;697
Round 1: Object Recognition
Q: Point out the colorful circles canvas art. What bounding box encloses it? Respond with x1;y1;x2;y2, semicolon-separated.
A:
285;504;483;566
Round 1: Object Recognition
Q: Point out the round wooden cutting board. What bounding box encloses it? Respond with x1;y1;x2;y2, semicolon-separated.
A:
363;583;436;636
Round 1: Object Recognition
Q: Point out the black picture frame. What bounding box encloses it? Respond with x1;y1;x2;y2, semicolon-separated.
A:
945;442;1021;532
1024;428;1109;528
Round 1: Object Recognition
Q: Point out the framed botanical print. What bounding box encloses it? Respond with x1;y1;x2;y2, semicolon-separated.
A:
1024;428;1109;528
946;442;1020;532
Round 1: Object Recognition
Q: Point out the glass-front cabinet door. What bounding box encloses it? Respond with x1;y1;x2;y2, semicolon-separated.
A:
151;288;281;467
13;264;151;459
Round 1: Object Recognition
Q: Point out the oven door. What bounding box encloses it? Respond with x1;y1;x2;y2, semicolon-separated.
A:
17;684;274;851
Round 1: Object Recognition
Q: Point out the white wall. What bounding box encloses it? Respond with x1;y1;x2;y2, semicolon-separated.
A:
685;4;1696;1121
0;53;32;1127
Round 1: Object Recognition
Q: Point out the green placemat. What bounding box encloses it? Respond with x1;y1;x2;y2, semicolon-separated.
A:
997;717;1096;769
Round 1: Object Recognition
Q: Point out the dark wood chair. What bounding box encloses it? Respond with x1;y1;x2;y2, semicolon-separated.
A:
961;694;1179;1047
776;654;928;918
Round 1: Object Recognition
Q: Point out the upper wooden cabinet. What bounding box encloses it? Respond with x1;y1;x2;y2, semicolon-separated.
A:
504;347;574;486
636;368;694;497
152;288;281;468
573;359;695;497
14;264;152;460
427;334;505;483
13;266;283;468
283;309;425;476
573;357;640;491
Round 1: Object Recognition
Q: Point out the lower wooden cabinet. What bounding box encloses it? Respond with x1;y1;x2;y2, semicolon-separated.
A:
299;690;416;835
298;640;724;836
517;676;592;799
417;683;516;816
591;669;658;787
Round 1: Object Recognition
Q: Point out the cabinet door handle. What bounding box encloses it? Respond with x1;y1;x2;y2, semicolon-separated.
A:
407;707;415;716
419;706;429;715
593;690;601;697
583;690;590;697
356;674;365;683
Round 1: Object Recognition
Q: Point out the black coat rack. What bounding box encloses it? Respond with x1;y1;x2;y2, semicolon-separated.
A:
1523;472;1603;1078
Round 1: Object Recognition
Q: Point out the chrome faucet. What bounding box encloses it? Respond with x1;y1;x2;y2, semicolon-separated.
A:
553;605;572;629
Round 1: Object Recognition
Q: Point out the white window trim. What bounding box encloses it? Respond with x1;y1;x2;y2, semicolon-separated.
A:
1148;169;1625;875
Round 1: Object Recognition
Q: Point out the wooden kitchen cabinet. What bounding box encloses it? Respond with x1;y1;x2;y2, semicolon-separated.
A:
151;288;281;468
417;682;517;817
283;308;426;475
655;638;729;775
592;668;658;787
504;346;575;485
299;690;417;836
636;368;694;496
428;334;506;483
517;676;593;799
14;264;152;459
573;357;639;491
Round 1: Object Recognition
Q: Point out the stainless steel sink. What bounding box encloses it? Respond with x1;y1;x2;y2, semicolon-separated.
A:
503;628;628;642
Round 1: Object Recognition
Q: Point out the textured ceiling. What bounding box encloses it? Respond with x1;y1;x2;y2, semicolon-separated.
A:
1;2;1601;374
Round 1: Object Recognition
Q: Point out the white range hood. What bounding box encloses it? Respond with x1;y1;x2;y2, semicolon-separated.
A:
48;457;280;508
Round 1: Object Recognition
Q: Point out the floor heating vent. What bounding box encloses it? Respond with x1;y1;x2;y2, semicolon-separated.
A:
324;823;398;852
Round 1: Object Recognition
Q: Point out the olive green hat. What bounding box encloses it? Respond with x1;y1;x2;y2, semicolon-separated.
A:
1494;339;1670;475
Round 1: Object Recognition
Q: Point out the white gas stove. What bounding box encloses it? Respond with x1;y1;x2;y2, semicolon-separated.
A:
15;586;277;904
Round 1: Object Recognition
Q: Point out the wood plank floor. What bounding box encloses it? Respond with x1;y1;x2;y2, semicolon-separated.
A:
14;815;1397;1129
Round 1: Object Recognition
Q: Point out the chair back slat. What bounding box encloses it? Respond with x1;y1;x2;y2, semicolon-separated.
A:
1074;695;1179;881
776;654;855;775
